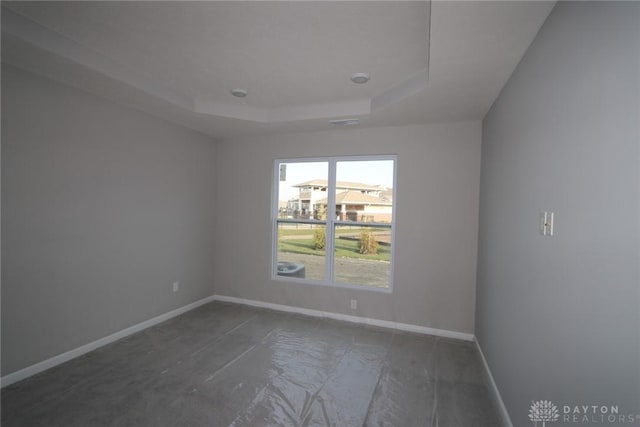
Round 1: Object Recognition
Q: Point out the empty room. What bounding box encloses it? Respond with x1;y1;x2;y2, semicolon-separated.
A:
1;1;638;426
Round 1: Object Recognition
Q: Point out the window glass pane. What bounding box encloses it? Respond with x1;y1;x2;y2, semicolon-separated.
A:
276;161;328;281
335;160;394;222
333;225;391;288
277;222;325;281
278;161;328;220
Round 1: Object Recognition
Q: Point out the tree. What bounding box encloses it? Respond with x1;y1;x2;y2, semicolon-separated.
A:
359;230;378;255
312;228;326;250
316;204;328;220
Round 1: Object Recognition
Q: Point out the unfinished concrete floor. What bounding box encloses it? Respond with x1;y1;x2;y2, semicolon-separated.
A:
2;302;501;426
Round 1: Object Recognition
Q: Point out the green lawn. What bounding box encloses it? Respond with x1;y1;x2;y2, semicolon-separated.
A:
278;237;390;261
278;226;380;236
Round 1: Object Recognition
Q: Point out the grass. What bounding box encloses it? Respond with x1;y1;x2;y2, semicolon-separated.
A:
278;226;380;236
278;237;390;261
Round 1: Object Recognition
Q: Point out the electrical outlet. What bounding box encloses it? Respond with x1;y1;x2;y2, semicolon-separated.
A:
350;299;357;310
173;282;180;292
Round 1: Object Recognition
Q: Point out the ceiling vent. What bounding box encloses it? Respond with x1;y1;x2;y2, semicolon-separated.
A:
329;118;359;126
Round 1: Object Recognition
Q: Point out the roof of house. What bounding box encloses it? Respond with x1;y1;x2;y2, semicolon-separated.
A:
292;179;382;191
379;189;393;202
316;190;392;206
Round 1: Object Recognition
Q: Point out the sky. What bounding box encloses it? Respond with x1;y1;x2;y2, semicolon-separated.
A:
278;159;394;201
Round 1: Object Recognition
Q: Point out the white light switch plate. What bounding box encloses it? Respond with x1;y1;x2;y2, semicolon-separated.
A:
540;211;554;236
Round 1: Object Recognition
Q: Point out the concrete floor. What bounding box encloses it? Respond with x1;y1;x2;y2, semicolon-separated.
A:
1;302;501;426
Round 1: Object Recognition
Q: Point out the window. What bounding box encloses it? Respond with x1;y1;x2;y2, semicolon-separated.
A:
272;156;396;290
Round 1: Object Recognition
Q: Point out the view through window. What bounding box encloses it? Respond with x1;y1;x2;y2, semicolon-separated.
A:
273;156;395;289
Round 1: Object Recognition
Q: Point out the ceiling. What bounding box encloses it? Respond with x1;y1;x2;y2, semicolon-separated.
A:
1;1;555;140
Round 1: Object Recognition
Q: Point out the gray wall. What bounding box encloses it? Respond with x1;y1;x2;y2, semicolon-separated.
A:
477;2;640;425
1;65;217;376
215;122;482;334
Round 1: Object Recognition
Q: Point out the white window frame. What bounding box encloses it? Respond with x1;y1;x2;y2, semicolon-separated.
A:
271;155;397;293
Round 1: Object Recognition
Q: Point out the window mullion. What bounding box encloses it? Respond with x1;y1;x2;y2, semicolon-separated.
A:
325;160;337;283
271;161;280;278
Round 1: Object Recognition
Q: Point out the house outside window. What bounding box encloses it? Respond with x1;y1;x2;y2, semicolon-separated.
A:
272;156;396;290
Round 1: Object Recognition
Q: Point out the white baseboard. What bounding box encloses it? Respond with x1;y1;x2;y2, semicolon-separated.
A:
2;293;475;388
475;338;513;427
1;295;217;388
212;294;474;342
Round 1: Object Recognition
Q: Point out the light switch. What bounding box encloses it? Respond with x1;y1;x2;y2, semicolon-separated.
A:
540;211;554;236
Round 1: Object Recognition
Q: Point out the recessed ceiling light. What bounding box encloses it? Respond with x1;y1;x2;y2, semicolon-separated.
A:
230;88;248;98
350;73;370;84
329;118;359;126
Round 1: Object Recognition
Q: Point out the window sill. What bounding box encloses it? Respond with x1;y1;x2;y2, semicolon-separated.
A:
271;275;393;294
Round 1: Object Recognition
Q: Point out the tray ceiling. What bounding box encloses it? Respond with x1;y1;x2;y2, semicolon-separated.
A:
1;1;555;139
